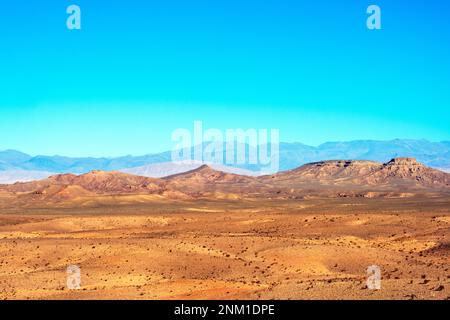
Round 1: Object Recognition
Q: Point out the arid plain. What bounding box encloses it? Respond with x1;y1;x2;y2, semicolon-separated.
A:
0;158;449;300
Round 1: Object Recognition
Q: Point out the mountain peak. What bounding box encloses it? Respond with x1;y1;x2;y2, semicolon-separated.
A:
164;164;221;179
195;164;214;171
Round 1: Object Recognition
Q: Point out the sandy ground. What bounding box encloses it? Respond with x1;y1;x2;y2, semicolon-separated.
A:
0;197;449;300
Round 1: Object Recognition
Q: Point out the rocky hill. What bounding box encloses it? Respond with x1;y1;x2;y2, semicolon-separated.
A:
1;158;449;205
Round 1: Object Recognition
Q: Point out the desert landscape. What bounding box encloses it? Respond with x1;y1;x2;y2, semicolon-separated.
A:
0;158;449;300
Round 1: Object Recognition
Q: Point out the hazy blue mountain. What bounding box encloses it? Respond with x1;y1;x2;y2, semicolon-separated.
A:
1;139;450;175
18;153;175;173
277;139;450;171
0;150;32;169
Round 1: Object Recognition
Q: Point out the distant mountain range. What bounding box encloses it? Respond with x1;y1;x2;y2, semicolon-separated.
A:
1;139;450;184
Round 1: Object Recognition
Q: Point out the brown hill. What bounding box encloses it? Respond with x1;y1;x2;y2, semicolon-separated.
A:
3;170;165;197
260;158;450;191
164;165;262;198
261;160;380;182
360;158;450;188
164;165;253;183
0;158;449;205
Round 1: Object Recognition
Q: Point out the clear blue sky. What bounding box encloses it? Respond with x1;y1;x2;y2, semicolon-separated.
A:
1;0;449;157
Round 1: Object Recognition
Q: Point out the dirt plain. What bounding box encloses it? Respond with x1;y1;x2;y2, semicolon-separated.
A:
1;195;449;300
